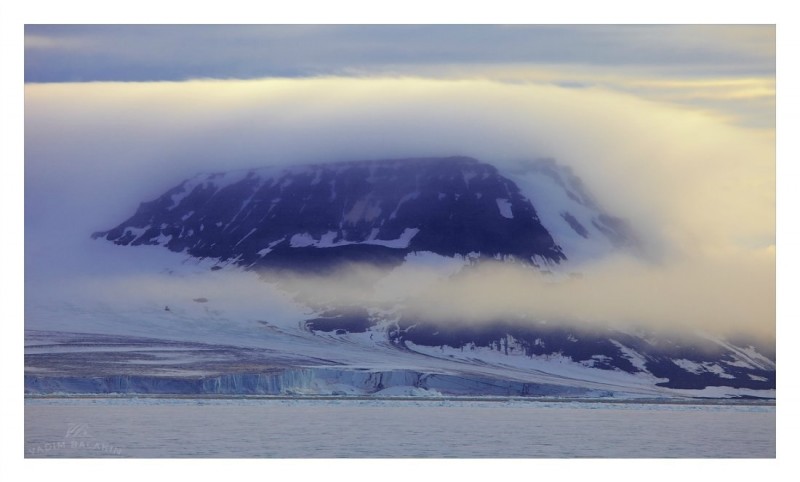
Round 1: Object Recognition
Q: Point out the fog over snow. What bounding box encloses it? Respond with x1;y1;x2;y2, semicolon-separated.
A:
23;25;775;343
24;76;774;340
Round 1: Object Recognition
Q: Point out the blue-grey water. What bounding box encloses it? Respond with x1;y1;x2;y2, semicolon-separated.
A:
24;398;775;458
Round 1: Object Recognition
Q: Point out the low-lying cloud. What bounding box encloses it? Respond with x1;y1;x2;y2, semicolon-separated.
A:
254;252;775;341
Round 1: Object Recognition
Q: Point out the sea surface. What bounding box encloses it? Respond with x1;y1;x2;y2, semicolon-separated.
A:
24;397;775;458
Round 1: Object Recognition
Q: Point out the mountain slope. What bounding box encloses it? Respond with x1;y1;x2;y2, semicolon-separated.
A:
92;157;567;271
25;156;774;398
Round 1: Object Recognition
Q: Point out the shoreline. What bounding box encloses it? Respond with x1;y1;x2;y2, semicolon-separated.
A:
23;393;776;406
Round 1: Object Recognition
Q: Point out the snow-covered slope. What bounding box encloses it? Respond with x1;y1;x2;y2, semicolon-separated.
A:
504;158;637;266
26;157;775;398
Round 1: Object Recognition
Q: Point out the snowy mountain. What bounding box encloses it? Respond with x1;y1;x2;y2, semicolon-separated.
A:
25;156;775;398
92;157;569;271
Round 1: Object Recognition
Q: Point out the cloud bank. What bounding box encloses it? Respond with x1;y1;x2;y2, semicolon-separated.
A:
260;254;775;341
24;77;775;340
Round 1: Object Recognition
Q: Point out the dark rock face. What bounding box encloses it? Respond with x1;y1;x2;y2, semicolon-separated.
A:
305;307;372;334
387;318;775;391
93;157;566;271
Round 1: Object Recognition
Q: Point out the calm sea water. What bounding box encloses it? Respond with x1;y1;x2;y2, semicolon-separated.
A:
24;398;775;458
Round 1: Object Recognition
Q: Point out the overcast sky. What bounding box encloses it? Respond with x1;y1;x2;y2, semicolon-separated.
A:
25;25;775;80
25;25;775;128
22;24;776;340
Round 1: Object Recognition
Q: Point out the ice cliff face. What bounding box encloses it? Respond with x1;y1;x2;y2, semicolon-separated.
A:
24;329;775;397
92;157;579;271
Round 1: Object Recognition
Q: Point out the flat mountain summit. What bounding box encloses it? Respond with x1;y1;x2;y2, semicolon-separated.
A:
92;156;632;271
